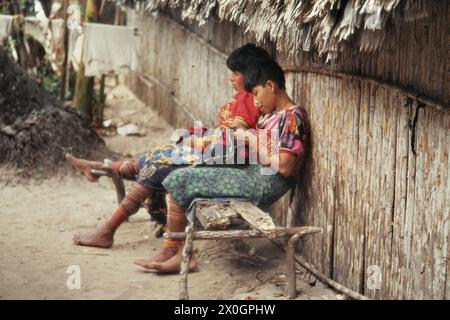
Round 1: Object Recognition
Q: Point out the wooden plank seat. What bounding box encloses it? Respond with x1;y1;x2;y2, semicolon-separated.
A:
165;198;322;300
89;167;322;299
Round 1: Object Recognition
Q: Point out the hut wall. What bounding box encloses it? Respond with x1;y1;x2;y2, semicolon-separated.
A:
127;4;449;300
127;10;234;130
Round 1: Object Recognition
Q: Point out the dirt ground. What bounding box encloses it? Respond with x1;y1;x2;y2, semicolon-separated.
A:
0;85;340;300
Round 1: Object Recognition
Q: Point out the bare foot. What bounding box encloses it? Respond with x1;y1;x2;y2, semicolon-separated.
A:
133;246;178;269
73;224;114;248
142;248;198;274
65;153;102;182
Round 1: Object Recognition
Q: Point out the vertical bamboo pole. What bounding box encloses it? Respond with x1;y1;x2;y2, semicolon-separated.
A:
59;0;69;100
179;223;194;300
93;0;108;127
287;233;302;299
74;0;99;120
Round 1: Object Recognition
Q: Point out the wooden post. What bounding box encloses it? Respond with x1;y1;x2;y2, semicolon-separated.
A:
179;222;194;300
74;0;99;120
59;0;69;101
74;62;95;117
93;73;106;127
92;0;109;127
112;3;121;85
8;1;28;68
286;232;303;299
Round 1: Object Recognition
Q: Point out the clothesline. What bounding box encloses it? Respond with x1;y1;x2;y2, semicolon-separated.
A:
0;15;65;74
0;15;140;77
71;22;140;77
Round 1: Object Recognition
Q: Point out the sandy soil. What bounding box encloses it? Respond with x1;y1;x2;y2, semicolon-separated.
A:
0;85;339;300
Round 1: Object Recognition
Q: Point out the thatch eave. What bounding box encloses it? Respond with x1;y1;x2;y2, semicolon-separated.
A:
113;0;430;60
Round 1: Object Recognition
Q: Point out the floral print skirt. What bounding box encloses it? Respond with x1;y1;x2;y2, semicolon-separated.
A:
162;164;295;209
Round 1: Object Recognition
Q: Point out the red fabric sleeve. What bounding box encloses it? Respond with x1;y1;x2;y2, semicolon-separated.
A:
231;92;260;129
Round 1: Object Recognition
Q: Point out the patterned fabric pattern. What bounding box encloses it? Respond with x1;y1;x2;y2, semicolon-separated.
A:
136;144;186;190
134;93;260;209
277;106;310;155
256;105;310;156
162;164;294;208
163;105;310;209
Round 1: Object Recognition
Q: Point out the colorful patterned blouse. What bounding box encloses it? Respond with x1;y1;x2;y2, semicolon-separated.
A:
256;105;310;175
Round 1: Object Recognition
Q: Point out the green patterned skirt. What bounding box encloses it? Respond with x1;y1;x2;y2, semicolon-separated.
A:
162;164;295;209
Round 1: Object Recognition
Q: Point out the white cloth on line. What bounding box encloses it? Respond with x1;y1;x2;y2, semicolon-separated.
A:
82;23;139;76
0;14;13;43
23;17;64;49
24;17;49;45
71;32;83;72
47;19;65;73
68;27;82;65
23;17;65;74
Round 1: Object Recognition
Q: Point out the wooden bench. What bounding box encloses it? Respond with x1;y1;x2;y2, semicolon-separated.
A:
166;198;322;300
91;167;322;299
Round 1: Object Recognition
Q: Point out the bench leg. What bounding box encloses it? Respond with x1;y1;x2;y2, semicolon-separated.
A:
179;222;194;300
286;232;303;299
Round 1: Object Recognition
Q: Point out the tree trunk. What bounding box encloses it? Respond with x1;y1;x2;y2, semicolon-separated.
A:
74;0;100;121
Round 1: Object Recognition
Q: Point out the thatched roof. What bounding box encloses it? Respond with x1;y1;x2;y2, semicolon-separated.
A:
115;0;430;60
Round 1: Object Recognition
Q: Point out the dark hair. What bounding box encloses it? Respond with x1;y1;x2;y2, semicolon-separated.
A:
226;43;272;73
244;59;286;91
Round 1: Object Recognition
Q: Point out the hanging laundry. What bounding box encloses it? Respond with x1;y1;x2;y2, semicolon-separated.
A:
82;23;139;77
23;17;65;74
67;27;81;65
67;2;82;31
66;2;82;65
0;15;13;43
71;32;83;72
47;19;65;74
24;17;49;45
